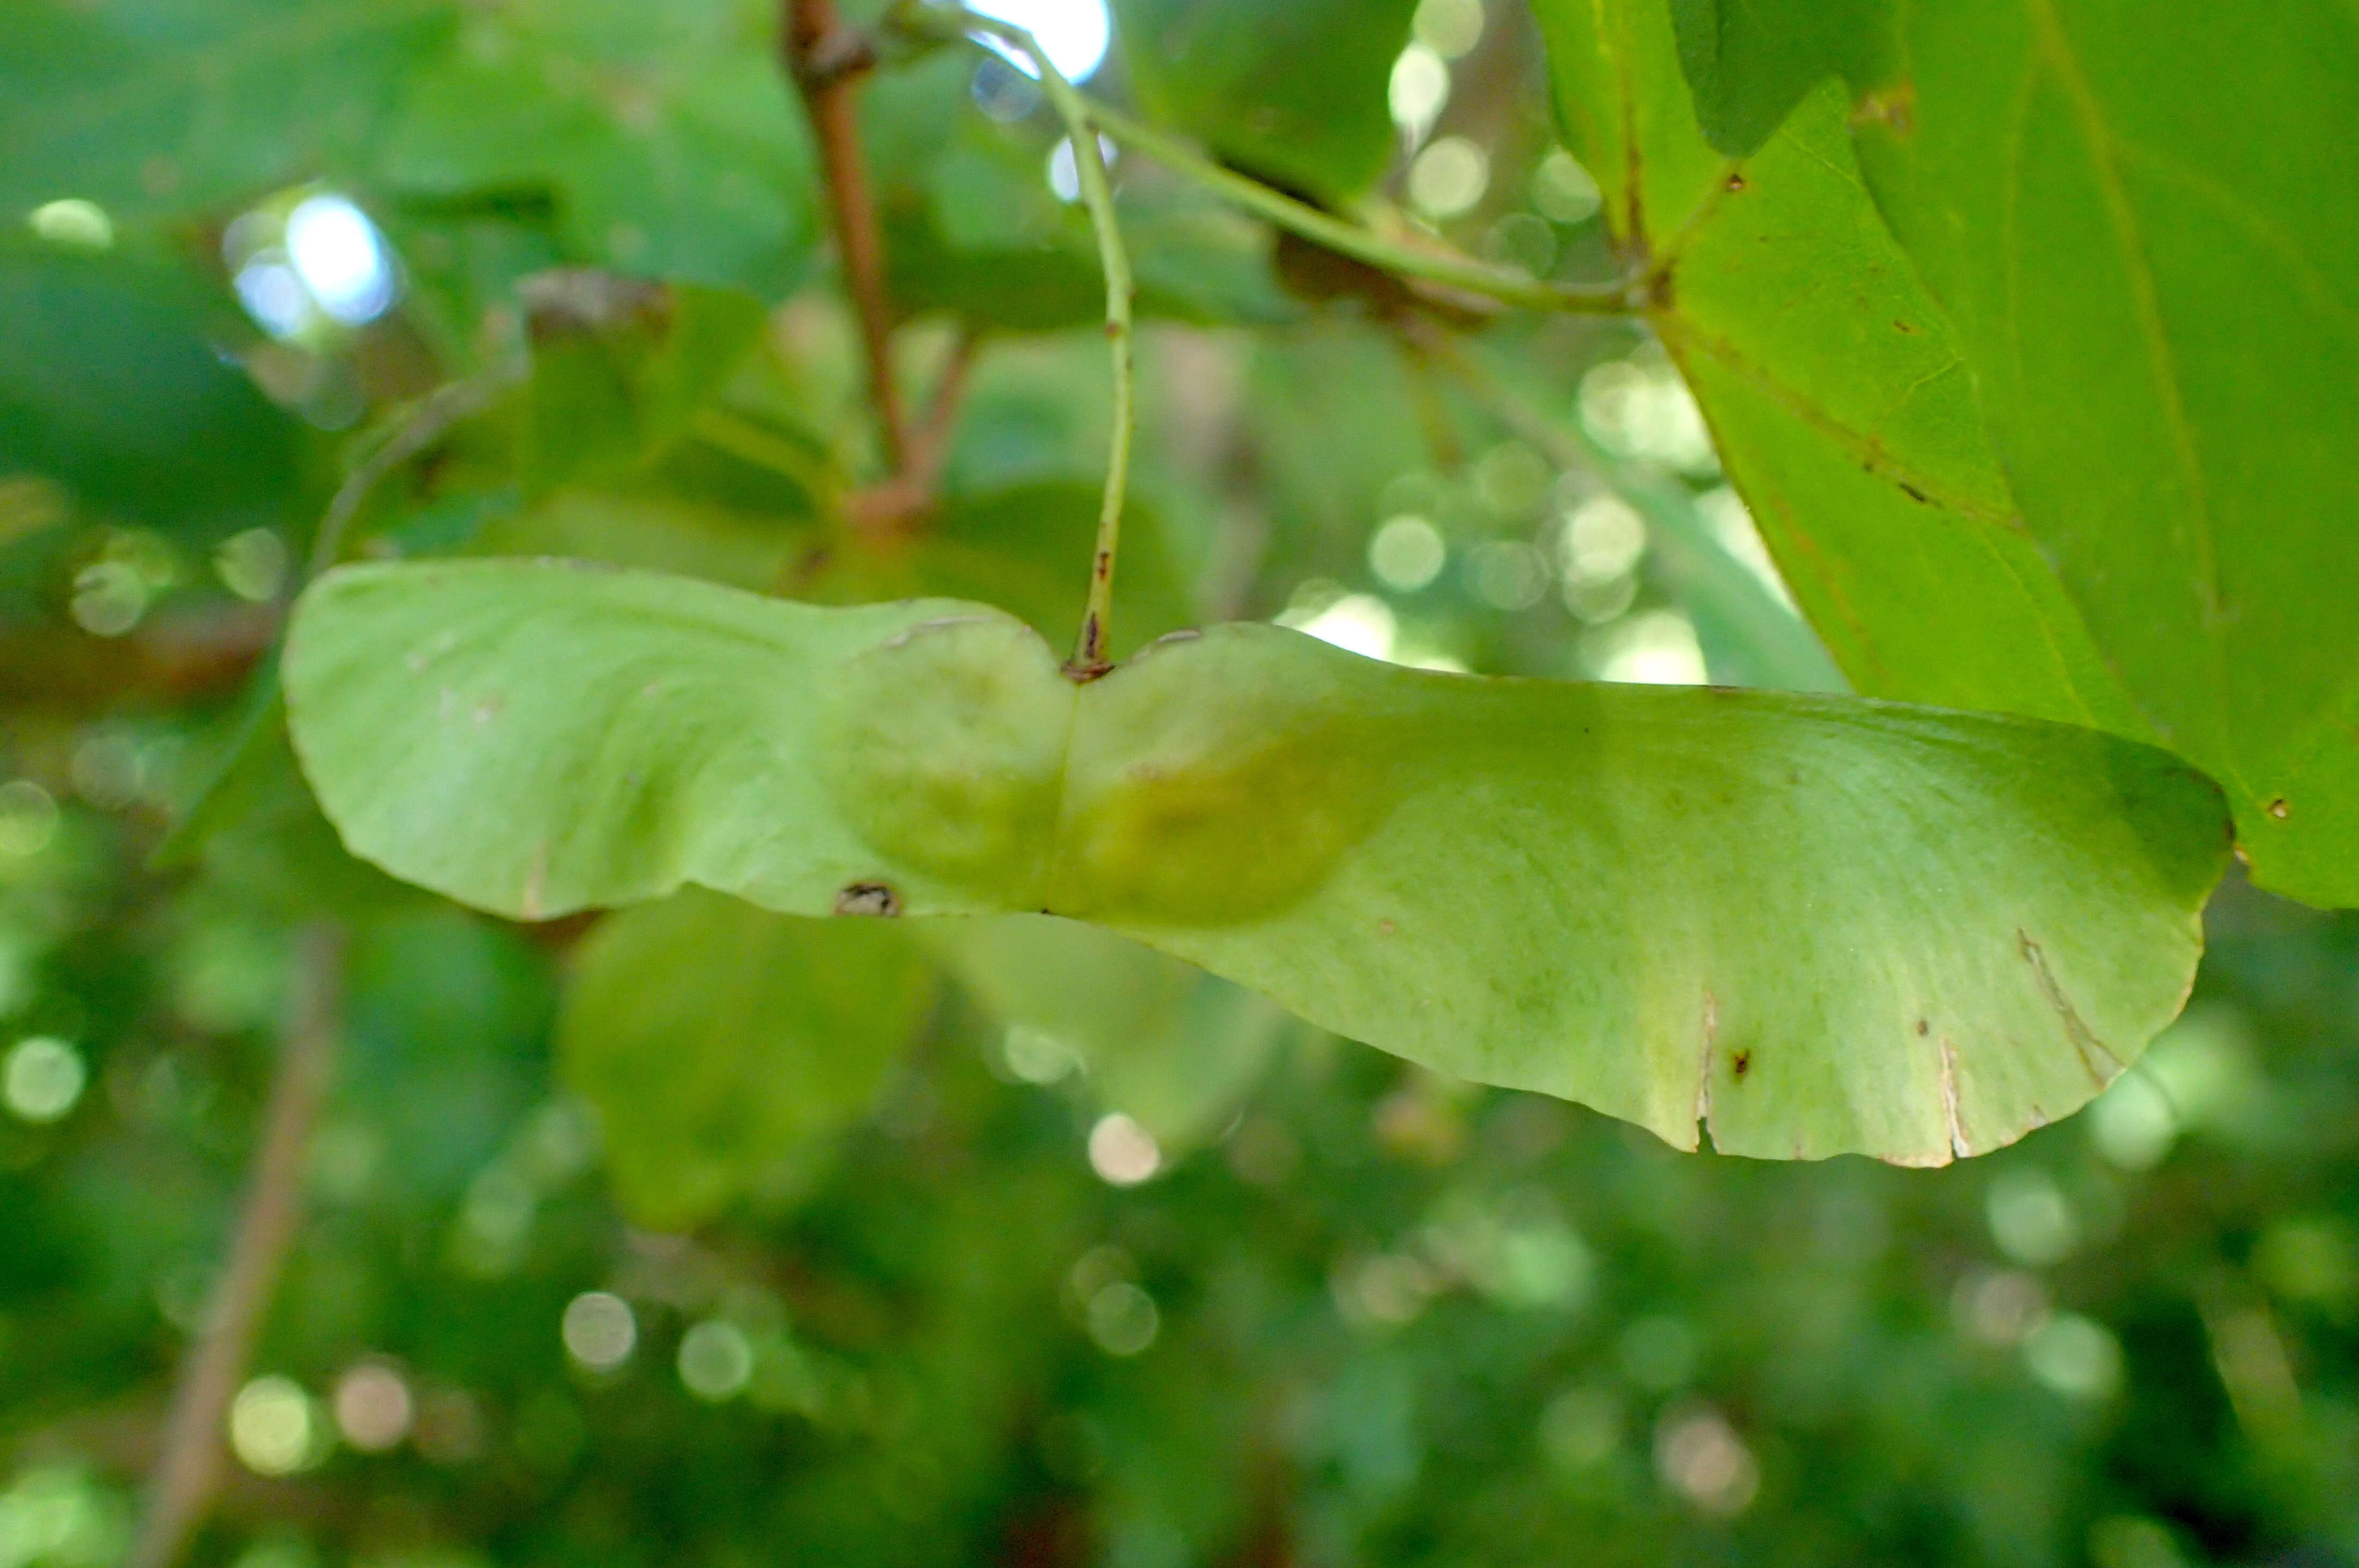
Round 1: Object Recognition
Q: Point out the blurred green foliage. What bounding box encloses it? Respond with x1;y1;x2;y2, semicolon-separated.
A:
0;0;2351;1564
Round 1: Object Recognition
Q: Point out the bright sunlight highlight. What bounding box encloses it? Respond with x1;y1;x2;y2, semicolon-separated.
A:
284;194;397;325
962;0;1111;82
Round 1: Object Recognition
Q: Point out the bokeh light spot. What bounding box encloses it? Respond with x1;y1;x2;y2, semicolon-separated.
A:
2023;1312;2122;1399
230;1376;323;1476
1084;1281;1159;1355
1408;136;1489;219
1388;44;1450;143
0;781;60;858
4;1037;85;1124
1531;149;1602;224
1370;515;1447;592
284;194;396;325
1088;1113;1160;1186
562;1291;637;1370
1655;1406;1758;1515
678;1320;755;1401
332;1362;415;1452
28;199;113;249
215;528;289;603
1413;0;1486;59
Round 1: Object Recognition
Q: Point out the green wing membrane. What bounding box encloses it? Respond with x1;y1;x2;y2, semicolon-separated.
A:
288;560;2228;1164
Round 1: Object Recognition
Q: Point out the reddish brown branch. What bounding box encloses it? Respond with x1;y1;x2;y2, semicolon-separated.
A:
127;924;345;1568
783;0;908;473
840;324;981;545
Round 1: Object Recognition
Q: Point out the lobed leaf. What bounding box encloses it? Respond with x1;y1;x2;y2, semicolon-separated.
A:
1851;1;2359;906
1665;0;1893;155
1532;0;2149;736
287;560;2229;1164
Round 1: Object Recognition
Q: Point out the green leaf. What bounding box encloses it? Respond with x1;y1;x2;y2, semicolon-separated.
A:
378;0;815;296
1531;0;2146;735
286;560;2230;1163
1108;0;1419;202
286;563;1045;920
560;887;932;1229
512;272;769;495
0;0;453;219
924;915;1287;1148
1851;2;2359;906
1665;0;1894;155
0;241;302;538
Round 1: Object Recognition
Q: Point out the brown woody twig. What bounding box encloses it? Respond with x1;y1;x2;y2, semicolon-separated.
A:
127;924;346;1568
783;0;909;475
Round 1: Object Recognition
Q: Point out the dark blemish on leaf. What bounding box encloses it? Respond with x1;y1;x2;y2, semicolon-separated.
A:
1894;319;1917;333
1785;768;1801;787
1094;550;1112;582
834;882;901;917
1103;320;1123;339
1916;1018;1930;1037
1898;482;1929;503
1378;918;1396;935
1853;83;1915;136
2267;797;2290;819
1725;172;1746;193
1732;1049;1752;1079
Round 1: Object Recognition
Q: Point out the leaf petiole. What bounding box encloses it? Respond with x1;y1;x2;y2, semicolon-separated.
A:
904;3;1135;678
1075;98;1639;318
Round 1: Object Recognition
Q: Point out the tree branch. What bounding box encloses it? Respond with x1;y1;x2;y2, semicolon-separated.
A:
784;0;909;474
127;923;346;1568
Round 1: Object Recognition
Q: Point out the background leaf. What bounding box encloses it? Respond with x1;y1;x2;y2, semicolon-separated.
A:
1108;0;1420;201
924;914;1288;1148
560;887;933;1229
0;0;452;220
1665;0;1892;155
1531;0;2146;734
378;0;816;296
512;272;771;495
0;239;304;541
1852;1;2359;906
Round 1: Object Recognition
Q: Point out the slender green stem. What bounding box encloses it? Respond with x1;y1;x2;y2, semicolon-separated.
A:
920;5;1133;674
306;357;525;583
894;2;1636;316
1078;99;1638;318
